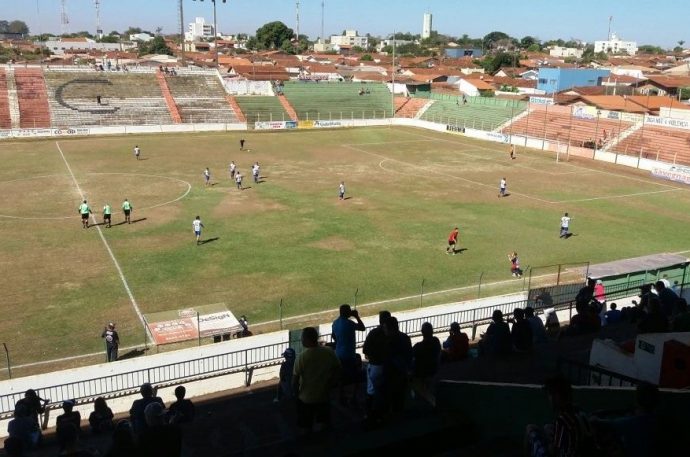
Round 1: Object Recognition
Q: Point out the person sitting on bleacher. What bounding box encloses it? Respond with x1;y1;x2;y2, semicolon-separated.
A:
167;386;195;425
510;308;533;352
672;298;690;332
564;303;600;337
480;310;512;356
441;322;469;362
56;400;81;436
129;383;164;435
637;297;668;334
139;403;182;457
524;307;548;344
604;303;623;326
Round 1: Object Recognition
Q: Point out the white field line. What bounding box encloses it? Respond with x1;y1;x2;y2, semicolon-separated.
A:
559;188;681;203
55;141;149;335
344;143;554;204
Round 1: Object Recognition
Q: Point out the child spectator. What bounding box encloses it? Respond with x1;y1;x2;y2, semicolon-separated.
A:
604;303;623;326
167;386;195;425
89;397;114;434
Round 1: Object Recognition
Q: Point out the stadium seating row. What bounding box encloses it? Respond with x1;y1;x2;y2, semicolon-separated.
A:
281;81;393;120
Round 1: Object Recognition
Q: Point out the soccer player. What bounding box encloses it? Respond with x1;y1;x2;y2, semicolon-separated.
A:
78;200;92;228
338;181;346;200
240;138;245;151
508;252;522;277
229;161;236;179
134;145;141;160
203;167;211;186
235;171;243;190
446;227;459;254
499;177;507;198
509;145;516;160
122;199;133;224
192;216;205;245
560;212;571;238
103;202;112;228
252;162;260;184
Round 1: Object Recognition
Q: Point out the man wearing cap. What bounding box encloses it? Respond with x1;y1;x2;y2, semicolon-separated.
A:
56;400;81;434
101;323;119;362
276;348;296;401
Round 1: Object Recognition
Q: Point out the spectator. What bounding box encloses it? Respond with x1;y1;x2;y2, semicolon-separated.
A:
594;280;607;325
544;308;561;337
383;317;412;414
604;303;623;326
105;420;139;457
575;278;596;308
16;389;47;432
525;307;548;344
637;298;668;334
331;304;365;404
654;281;678;318
480;310;511;356
101;323;119;362
525;375;595;457
88;397;114;434
672;298;690;332
441;322;469;362
671;281;682;297
565;303;600;336
56;422;97;457
411;322;441;406
56;400;81;436
129;383;164;435
510;308;533;352
3;437;23;457
167;386;195;425
292;327;341;434
139;403;182;457
7;403;39;451
275;348;296;402
362;311;391;418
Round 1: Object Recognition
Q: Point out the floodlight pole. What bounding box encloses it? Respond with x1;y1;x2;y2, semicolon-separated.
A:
391;31;396;120
213;0;218;67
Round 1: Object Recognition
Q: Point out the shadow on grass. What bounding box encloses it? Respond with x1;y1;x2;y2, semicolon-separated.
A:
130;218;147;224
452;248;468;255
117;347;148;361
199;237;220;245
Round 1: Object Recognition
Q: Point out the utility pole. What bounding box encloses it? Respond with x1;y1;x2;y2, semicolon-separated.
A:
391;31;396;118
321;1;325;44
60;0;70;35
608;15;613;41
94;0;102;39
296;0;300;52
179;0;185;54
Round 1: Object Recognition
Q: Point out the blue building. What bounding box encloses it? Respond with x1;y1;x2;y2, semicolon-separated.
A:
444;48;482;58
536;68;611;94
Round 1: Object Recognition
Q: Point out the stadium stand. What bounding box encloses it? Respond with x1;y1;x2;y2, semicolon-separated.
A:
609;125;690;166
282;81;393;120
394;96;429;118
43;70;173;127
0;68;11;129
421;96;526;131
276;94;298;121
165;74;240;123
234;95;290;123
505;107;632;147
14;67;51;128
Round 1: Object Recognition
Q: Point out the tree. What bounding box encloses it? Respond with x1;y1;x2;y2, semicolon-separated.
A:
138;35;173;56
1;20;29;34
98;35;119;43
352;45;365;53
480;51;516;73
245;36;259;51
256;21;294;50
360;54;373;61
483;31;510;50
124;27;143;37
679;40;686;48
527;43;541;52
520;36;539;50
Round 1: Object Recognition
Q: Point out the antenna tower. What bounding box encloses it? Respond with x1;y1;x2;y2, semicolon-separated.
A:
60;0;70;35
94;0;103;38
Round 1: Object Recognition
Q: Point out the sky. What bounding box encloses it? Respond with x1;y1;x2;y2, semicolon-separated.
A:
1;0;687;48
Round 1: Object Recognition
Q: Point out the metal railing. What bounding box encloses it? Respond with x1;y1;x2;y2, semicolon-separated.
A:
558;357;641;387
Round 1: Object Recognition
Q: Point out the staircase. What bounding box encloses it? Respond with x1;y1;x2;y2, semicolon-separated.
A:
155;71;182;123
414;99;436;119
602;121;643;152
277;94;298;121
226;95;247;123
14;67;51;128
394;96;431;118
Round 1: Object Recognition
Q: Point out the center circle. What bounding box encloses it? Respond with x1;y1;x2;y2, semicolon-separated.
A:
0;173;191;220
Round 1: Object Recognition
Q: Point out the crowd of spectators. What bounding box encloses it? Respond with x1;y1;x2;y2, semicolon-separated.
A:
5;383;194;457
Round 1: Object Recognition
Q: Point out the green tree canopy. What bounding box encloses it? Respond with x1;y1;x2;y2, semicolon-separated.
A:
483;31;511;50
256;21;294;50
520;36;539;49
0;20;29;34
138;36;173;56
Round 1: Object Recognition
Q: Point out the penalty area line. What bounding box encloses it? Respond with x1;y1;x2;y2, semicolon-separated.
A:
55;141;149;339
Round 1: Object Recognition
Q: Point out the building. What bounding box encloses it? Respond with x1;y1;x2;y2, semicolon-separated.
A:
549;46;583;59
129;33;154;42
376;39;412;53
41;37;129;55
444;48;482;58
185;17;215;42
537;68;611;94
594;34;638;56
422;13;432;39
330;30;368;49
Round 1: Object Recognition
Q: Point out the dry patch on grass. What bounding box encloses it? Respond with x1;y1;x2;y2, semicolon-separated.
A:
309;236;356;251
212;192;288;218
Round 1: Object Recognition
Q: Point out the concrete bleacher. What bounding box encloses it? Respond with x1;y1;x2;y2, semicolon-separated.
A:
394;96;430;118
282;81;393;120
421;98;526;131
0;68;10;129
165;74;239;124
43;70;173;126
505;107;632;147
14;67;51;128
610;125;690;166
234;95;290;123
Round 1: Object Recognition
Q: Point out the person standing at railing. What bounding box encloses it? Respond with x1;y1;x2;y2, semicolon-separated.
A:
362;310;391;424
332;304;365;407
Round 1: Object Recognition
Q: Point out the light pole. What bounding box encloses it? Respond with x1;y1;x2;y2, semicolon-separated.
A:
193;0;227;67
593;109;602;155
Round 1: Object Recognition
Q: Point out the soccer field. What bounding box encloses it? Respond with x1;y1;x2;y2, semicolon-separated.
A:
2;126;690;374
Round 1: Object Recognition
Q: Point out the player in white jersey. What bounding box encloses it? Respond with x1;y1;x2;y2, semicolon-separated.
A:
560;212;571;238
498;178;507;197
192;216;205;245
252;162;260;184
338;182;346;200
235;171;243;190
203;167;211;186
229;161;236;179
134;145;141;160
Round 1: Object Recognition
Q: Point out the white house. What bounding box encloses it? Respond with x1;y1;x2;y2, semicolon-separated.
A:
41;37;130;55
376;39;412;53
594;34;638;55
129;33;154;42
549;46;583;58
185;17;215;42
330;30;368;49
